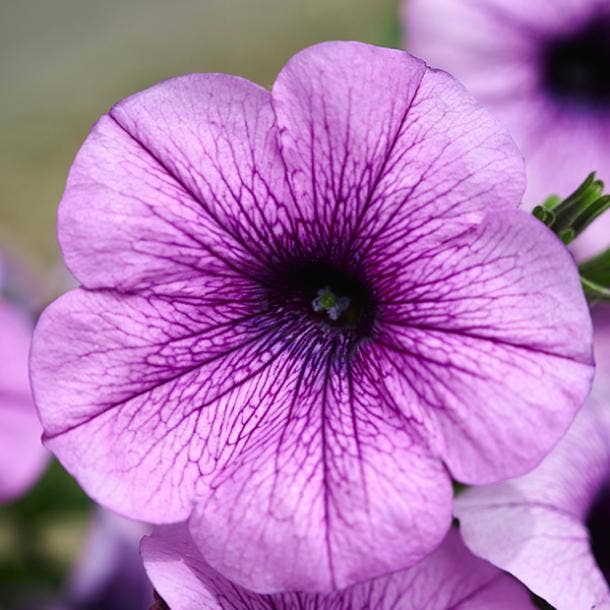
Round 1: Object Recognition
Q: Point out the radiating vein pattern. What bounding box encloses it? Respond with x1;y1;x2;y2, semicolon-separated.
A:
31;41;594;593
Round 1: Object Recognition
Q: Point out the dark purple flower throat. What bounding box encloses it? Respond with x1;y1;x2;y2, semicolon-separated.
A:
587;480;610;583
542;17;610;108
265;259;375;337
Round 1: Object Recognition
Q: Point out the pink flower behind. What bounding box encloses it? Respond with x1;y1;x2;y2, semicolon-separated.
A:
404;0;610;259
0;259;47;503
141;524;537;610
30;42;593;592
57;509;154;610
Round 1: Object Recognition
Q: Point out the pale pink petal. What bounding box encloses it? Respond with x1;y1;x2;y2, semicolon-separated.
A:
0;300;47;502
405;0;610;256
58;74;294;297
455;401;610;610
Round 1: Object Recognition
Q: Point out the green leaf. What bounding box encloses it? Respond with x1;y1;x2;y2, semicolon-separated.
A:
579;247;610;301
532;205;554;225
571;194;610;236
580;246;610;284
533;172;609;245
534;174;610;302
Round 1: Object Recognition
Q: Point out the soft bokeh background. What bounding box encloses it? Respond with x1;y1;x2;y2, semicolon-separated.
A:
0;1;400;607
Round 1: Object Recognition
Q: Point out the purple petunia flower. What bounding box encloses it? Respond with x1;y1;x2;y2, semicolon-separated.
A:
30;41;593;593
455;305;610;610
0;257;47;503
142;523;537;610
404;0;610;259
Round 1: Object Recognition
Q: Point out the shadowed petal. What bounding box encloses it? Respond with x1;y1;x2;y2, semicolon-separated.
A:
455;400;610;610
142;523;266;610
592;306;610;400
58;74;295;296
272;41;525;260
0;301;47;503
62;509;153;610
142;524;537;610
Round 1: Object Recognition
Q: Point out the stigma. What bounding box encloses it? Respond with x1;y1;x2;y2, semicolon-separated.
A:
312;287;351;321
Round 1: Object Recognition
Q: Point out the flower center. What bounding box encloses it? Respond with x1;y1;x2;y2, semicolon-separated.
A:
542;18;610;108
586;480;610;583
312;287;351;322
268;260;374;335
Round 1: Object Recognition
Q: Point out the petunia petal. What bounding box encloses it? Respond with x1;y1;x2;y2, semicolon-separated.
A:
455;400;610;610
405;0;599;115
371;208;593;483
272;41;525;260
142;524;537;610
405;0;589;79
0;300;47;503
31;287;298;521
142;523;265;610
31;289;452;592
58;74;295;296
32;290;451;590
188;348;452;592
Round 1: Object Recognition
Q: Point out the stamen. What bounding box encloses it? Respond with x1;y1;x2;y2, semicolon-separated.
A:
268;259;373;336
312;287;351;321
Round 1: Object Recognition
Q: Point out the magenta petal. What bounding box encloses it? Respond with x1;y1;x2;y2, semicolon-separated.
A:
374;208;593;483
272;41;525;252
0;300;47;503
58;74;294;296
188;360;452;592
455;401;610;610
142;524;536;610
31;287;297;521
32;288;451;590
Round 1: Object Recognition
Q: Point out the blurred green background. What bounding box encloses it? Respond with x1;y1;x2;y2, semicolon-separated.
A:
0;1;400;606
1;0;400;281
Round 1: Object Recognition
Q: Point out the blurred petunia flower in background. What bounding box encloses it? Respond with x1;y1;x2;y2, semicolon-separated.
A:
30;41;593;593
0;253;48;504
141;523;537;610
52;508;153;610
455;306;610;610
404;0;610;260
